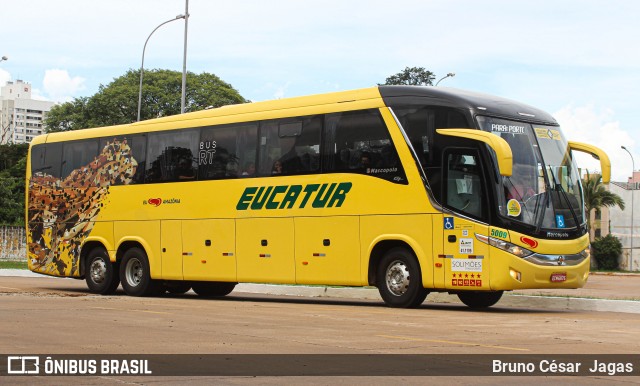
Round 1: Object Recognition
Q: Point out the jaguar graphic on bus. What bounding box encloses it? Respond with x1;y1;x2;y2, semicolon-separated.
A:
26;86;609;308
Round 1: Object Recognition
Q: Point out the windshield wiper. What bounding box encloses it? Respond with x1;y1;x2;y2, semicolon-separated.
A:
546;166;580;229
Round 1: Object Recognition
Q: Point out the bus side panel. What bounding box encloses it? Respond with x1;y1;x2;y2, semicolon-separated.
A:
236;217;295;284
83;221;115;261
182;219;237;282
294;216;360;286
161;220;183;280
114;220;161;279
360;214;434;289
432;215;445;289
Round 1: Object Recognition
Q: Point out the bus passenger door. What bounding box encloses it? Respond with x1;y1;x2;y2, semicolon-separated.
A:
161;220;183;280
236;218;295;284
440;149;491;291
294;216;360;286
182;219;236;282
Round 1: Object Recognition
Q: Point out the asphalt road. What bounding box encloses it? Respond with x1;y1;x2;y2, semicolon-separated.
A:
1;275;639;384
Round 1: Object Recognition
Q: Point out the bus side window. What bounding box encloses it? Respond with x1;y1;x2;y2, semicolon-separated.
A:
443;150;486;220
30;144;46;176
61;139;99;179
129;135;147;184
30;143;62;179
257;116;321;177
146;129;199;183
323;109;407;184
199;123;257;180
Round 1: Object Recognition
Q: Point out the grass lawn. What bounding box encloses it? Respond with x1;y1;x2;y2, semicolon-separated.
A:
0;260;27;269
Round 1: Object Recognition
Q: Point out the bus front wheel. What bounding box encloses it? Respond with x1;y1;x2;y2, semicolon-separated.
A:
376;247;428;308
457;291;503;309
85;248;120;295
119;247;160;297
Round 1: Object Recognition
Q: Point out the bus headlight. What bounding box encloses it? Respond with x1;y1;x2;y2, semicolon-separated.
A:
475;233;534;258
580;247;591;260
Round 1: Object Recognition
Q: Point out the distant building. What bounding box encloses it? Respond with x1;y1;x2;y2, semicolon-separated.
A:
589;170;639;271
608;171;640;271
0;80;55;144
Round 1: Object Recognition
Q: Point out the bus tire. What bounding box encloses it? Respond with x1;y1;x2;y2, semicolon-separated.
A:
192;282;236;297
457;291;503;309
119;247;160;297
376;247;429;308
85;247;120;295
164;281;191;295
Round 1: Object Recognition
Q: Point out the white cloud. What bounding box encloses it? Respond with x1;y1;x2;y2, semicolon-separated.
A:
30;88;51;101
273;82;291;99
42;69;85;102
554;104;636;182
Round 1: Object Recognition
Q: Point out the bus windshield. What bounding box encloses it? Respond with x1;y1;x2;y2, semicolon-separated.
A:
477;116;585;230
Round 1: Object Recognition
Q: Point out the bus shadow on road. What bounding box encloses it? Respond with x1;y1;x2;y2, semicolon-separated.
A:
30;284;566;314
197;292;566;314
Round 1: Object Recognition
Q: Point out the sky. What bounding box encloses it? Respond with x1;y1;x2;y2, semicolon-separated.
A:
1;0;638;181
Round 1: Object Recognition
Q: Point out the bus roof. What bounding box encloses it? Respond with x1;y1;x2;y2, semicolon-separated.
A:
35;87;384;145
35;85;558;146
378;85;558;125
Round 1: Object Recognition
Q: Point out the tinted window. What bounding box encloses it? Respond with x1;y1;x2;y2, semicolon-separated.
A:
30;144;46;176
323;109;406;184
43;143;63;178
61;140;99;178
146;129;199;183
199;123;258;180
394;106;468;170
258;116;321;176
444;149;487;220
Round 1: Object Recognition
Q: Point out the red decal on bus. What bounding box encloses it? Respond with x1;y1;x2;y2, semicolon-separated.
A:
520;236;538;249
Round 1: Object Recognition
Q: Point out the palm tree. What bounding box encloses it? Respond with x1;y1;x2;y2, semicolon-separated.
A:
582;173;625;238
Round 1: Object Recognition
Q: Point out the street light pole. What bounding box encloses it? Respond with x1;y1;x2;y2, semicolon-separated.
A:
181;0;189;114
137;14;185;122
0;55;7;63
622;145;635;271
435;72;455;86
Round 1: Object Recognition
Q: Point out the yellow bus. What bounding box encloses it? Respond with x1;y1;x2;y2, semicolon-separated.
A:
25;86;610;308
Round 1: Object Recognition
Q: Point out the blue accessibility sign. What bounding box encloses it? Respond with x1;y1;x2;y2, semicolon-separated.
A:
444;217;455;230
556;215;565;228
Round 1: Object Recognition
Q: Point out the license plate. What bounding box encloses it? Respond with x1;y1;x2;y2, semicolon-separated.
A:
551;272;567;282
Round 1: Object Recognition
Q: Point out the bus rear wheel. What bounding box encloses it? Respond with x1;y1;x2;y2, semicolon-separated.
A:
85;248;120;295
376;247;428;308
457;291;503;309
192;282;236;297
119;247;160;297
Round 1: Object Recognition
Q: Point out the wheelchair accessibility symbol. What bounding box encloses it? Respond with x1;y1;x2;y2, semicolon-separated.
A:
555;215;565;228
444;217;455;230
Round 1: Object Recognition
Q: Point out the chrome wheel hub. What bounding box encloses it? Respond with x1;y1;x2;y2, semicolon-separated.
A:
385;260;410;296
125;258;143;287
89;259;107;284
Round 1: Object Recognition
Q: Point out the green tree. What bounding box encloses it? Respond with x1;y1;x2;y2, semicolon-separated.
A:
380;66;436;86
0;144;28;226
0;176;24;226
0;143;29;174
591;234;623;270
42;97;92;132
582;174;625;235
45;69;248;132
